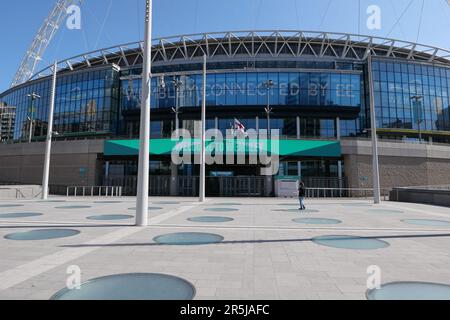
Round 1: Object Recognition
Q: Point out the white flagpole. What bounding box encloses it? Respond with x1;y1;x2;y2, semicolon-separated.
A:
367;54;381;204
199;54;207;202
136;0;152;226
41;61;57;200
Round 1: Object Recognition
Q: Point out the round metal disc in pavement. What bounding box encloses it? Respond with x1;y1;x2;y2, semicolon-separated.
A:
273;209;320;213
293;218;342;225
94;201;123;204
55;205;92;209
0;204;24;208
188;216;234;223
312;235;390;250
402;219;450;227
87;215;133;221
50;273;196;300
367;209;404;214
5;229;80;241
128;207;163;211
204;208;239;212
154;232;224;245
342;203;372;207
153;201;180;205
0;212;43;219
367;282;450;300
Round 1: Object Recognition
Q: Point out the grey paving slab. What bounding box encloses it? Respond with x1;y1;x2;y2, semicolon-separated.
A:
0;197;449;300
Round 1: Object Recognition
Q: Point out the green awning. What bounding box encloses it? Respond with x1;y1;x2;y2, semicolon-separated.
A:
104;139;341;157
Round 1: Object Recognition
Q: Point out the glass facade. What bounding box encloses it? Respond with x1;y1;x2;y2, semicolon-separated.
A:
372;59;450;132
2;55;450;143
121;71;362;109
0;67;120;140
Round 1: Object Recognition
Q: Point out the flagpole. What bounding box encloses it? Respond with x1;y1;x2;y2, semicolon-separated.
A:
41;61;57;200
199;54;207;202
367;54;381;204
136;0;152;226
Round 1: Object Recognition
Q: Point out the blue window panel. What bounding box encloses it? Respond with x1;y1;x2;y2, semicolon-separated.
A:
330;74;340;91
299;73;309;89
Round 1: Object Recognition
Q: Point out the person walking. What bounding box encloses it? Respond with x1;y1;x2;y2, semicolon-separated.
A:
298;181;306;211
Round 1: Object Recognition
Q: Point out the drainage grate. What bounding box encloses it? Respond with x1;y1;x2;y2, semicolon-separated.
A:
367;282;450;300
5;229;80;241
50;273;196;300
154;232;224;245
312;235;390;250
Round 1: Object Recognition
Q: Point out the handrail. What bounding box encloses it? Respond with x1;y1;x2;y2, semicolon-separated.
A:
305;187;391;200
66;186;123;197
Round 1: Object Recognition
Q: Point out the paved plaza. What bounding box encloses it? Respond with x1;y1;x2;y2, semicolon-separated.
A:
0;196;449;300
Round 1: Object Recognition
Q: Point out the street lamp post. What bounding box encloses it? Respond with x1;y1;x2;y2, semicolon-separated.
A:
135;0;153;227
367;54;381;204
263;80;274;138
199;54;207;203
410;95;424;143
171;78;183;137
26;92;41;143
42;62;57;200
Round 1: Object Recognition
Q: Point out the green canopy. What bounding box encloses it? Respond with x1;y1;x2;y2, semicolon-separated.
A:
104;139;341;157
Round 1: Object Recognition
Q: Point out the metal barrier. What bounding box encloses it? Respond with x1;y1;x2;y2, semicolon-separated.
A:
66;186;123;197
0;185;42;200
306;188;391;200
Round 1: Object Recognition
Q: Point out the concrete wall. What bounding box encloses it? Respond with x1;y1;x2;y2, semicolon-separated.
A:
0;140;104;187
390;188;450;207
342;140;450;190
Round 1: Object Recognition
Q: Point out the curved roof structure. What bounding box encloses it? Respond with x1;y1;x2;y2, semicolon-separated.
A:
26;30;450;83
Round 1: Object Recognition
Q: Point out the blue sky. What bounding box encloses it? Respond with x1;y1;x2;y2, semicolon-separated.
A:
1;0;450;92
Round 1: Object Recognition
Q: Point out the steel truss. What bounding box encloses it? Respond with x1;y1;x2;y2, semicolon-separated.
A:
24;30;450;85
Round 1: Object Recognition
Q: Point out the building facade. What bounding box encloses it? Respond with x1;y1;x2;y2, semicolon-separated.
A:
1;31;450;196
0;102;15;142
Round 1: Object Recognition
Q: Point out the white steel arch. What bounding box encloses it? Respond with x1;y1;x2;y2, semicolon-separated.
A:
11;0;82;88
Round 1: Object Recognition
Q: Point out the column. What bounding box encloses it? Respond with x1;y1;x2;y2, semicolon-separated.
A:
170;163;178;196
336;117;341;140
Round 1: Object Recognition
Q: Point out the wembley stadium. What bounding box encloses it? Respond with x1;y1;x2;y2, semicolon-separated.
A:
1;30;450;197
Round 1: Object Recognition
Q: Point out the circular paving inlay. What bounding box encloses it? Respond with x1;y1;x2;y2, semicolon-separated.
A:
154;232;224;245
94;201;123;204
342;203;373;207
273;209;320;213
55;205;92;209
87;215;134;221
204;208;239;212
5;229;80;241
50;273;196;300
292;218;342;225
0;212;43;219
312;235;390;250
402;219;450;227
367;209;404;214
0;204;24;208
367;282;450;300
153;201;180;205
128;207;163;211
188;216;234;223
